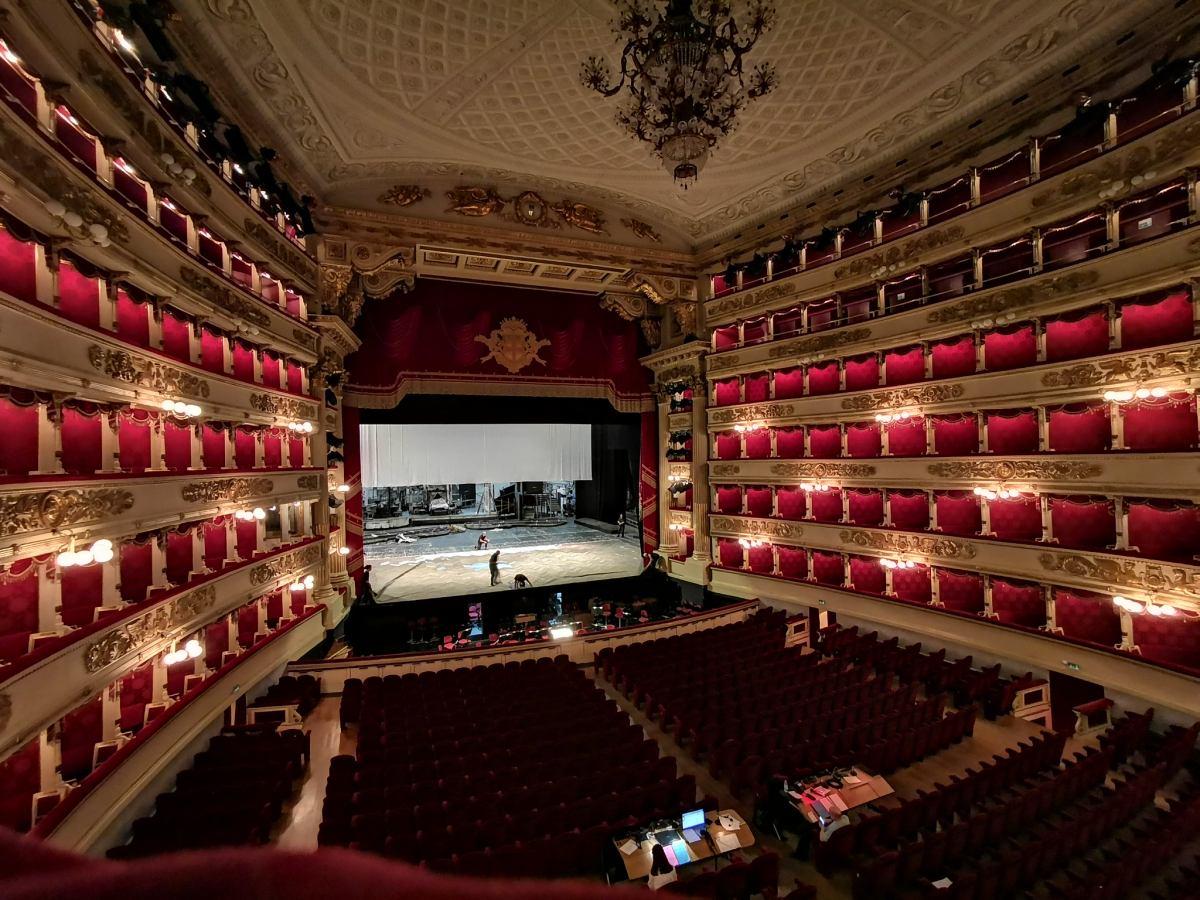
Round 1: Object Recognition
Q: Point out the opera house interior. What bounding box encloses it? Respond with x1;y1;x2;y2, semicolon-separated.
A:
5;1;1200;897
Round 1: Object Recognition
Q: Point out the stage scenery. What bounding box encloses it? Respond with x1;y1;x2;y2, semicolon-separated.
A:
358;423;643;603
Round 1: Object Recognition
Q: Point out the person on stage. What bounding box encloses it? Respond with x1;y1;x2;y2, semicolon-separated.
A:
489;550;501;585
476;532;489;550
617;512;626;537
513;573;532;589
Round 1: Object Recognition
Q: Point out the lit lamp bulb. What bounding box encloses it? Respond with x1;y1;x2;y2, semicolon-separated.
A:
303;575;315;588
75;549;94;566
338;546;350;556
290;581;304;591
185;639;202;658
91;539;114;564
253;507;266;520
1134;388;1151;400
1150;387;1168;398
336;484;350;493
56;548;77;567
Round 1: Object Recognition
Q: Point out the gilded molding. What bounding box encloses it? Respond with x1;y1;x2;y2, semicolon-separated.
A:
708;281;798;320
297;474;322;490
0;488;134;538
178;266;272;328
926;271;1100;325
249;543;323;587
768;328;873;360
833;226;967;279
291;328;318;351
711;464;742;477
841;383;965;411
710;403;795;425
840;529;977;560
770;462;877;478
181;477;274;504
241;217;318;281
249;393;319;419
83;585;218;673
1039;552;1200;600
927;460;1104;481
87;346;210;398
1041;346;1200;389
706;353;743;374
710;516;804;539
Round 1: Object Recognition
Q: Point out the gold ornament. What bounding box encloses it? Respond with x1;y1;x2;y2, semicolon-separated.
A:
475;318;552;374
378;184;430;207
445;186;505;217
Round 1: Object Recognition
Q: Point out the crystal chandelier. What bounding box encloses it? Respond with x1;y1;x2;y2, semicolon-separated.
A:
580;0;777;188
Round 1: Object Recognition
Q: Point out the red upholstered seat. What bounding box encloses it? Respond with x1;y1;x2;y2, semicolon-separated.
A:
812;552;844;585
748;545;774;574
717;538;743;569
1132;615;1200;671
745;486;772;518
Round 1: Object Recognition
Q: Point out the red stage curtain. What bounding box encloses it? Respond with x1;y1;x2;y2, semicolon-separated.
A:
848;489;884;526
984;325;1037;371
163;419;192;471
937;570;984;613
715;485;743;515
748;545;773;574
0;226;38;304
236;518;257;559
894;566;932;604
886;418;926;456
165;529;194;585
718;538;743;569
936;491;981;536
714;378;740;407
992;579;1045;627
1048;404;1110;453
779;546;807;579
890;491;930;530
201;326;226;375
884;346;925;386
1050;496;1115;550
989;495;1042;542
931;336;977;379
205;619;229;669
776;427;804;458
59;696;103;782
746;486;773;518
203;522;228;572
811;488;843;523
232;340;256;382
59;563;101;627
812;552;845;586
0;395;38;475
57;260;101;329
850;557;884;594
714;431;740;460
743;373;769;403
986;409;1039;454
0;561;38;662
777;487;806;520
202;424;227;469
264;430;283;468
808;425;841;459
119;540;153;604
160;309;191;363
1121;394;1198;451
713;324;739;350
1054;589;1121;647
1045;308;1109;362
932;414;978;456
774;367;804;399
60;403;101;475
1127;501;1200;562
1119;288;1193;351
1132;615;1200;672
807;361;840;395
235;427;257;469
846;422;881;458
844;355;879;392
0;738;38;832
744;429;771;459
117;410;152;472
115;289;150;348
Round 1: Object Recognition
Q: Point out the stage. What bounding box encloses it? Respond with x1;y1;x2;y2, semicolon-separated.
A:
365;520;644;603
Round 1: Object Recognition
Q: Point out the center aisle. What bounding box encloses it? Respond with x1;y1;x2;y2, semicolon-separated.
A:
275;697;356;850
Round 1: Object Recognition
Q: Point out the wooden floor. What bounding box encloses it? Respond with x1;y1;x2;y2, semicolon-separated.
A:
271;671;1081;897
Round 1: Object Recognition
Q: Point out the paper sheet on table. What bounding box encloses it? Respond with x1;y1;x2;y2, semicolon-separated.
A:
715;832;741;853
932;878;953;889
617;839;638;855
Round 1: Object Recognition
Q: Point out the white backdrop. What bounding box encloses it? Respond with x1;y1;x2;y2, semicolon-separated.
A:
360;423;593;486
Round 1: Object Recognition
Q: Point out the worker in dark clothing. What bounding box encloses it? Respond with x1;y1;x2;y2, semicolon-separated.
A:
489;550;501;586
513;574;532;589
617;512;627;537
476;532;489;551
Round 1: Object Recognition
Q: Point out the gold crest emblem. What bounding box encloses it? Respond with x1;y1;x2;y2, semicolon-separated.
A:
475;317;552;374
377;184;430;207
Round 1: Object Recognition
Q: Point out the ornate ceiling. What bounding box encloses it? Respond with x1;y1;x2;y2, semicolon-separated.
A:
179;0;1162;251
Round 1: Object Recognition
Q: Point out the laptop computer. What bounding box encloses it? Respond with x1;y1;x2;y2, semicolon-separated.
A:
653;828;682;847
680;808;705;842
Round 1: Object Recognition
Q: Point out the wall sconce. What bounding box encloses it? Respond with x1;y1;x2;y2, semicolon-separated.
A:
1102;386;1170;402
1113;595;1177;616
733;423;762;433
287;421;314;433
336;484;351;493
164;639;202;666
235;507;266;521
972;486;1026;500
161;399;202;418
874;411;916;424
56;538;114;567
800;483;831;492
880;558;918;570
737;538;765;549
338;546;350;556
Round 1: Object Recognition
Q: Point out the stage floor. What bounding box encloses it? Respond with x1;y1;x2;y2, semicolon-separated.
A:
366;521;644;603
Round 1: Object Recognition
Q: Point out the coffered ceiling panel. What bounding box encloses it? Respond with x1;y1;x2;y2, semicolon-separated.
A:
177;0;1164;249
